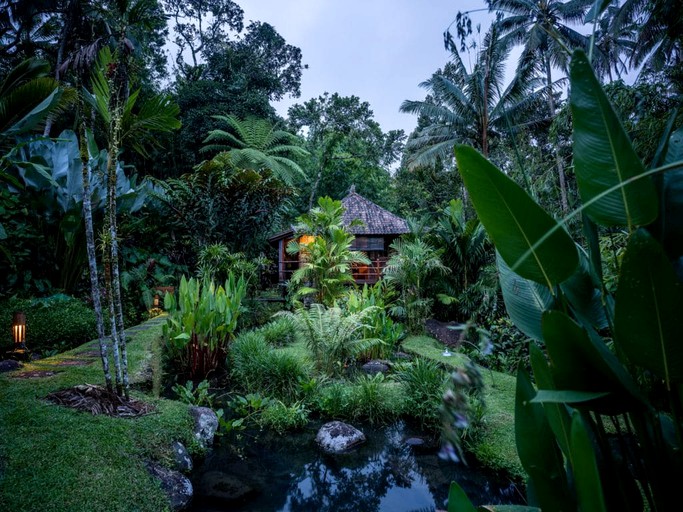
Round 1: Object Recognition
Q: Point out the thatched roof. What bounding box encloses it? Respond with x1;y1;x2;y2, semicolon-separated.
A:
341;186;409;235
268;186;409;242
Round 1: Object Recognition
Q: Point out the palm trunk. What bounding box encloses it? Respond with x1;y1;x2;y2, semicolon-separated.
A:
545;58;569;214
106;106;130;399
79;105;112;392
104;252;123;395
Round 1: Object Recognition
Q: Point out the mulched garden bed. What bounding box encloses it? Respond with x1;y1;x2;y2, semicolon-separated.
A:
46;384;156;418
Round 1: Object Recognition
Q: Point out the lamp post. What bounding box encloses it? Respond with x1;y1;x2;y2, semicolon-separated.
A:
153;293;161;308
9;311;29;360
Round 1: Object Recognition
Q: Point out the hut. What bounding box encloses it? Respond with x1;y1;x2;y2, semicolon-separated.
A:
269;186;410;284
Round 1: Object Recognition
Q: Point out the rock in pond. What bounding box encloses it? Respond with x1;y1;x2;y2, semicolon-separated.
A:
171;441;192;472
146;462;193;511
198;471;256;504
316;421;366;454
189;406;218;449
361;360;390;375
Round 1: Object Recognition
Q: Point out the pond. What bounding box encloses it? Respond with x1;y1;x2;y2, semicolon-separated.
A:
189;420;524;512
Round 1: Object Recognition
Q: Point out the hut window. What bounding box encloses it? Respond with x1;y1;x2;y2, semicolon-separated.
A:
351;236;384;251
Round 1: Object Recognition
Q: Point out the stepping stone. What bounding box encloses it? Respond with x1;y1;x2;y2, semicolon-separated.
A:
12;370;61;379
55;359;92;367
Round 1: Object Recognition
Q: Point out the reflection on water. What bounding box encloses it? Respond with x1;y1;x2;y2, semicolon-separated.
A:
191;421;523;512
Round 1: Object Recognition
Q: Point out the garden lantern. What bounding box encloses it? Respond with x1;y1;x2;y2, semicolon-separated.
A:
12;311;26;348
9;311;28;359
153;293;161;308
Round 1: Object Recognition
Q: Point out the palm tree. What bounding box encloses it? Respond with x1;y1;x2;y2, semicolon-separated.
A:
201;114;309;187
487;0;594;212
613;0;683;74
84;47;180;397
383;238;450;332
286;196;369;306
591;4;637;82
401;23;544;168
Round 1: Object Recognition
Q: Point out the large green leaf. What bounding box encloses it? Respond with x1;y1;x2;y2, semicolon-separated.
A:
498;253;553;341
570;411;607;512
570;49;657;228
560;245;609;330
455;145;578;288
614;229;683;388
530;344;573;460
515;368;571;510
542;310;644;413
447;481;477;512
531;390;610;404
659;127;683;261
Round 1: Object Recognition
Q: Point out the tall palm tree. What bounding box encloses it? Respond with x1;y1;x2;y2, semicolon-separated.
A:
201;114;309;187
401;23;544;169
487;0;594;212
591;4;636;82
613;0;683;74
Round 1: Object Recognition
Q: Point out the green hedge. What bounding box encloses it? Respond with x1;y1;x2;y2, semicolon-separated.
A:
0;295;97;354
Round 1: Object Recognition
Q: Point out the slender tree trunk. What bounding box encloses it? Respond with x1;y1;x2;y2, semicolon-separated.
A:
79;101;112;392
106;106;130;399
308;161;325;210
104;255;123;396
545;59;569;214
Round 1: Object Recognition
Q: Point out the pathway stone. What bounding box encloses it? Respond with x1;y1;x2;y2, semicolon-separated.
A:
12;370;60;379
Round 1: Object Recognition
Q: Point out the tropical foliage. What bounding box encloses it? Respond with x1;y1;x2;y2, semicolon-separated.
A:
450;47;683;511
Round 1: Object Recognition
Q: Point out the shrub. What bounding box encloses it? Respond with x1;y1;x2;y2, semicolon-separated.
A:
257;316;299;346
314;376;405;425
0;295;97;355
281;305;381;376
172;380;215;408
344;283;406;360
348;373;403;425
163;274;246;380
229;331;311;403
396;358;446;431
315;381;352;419
259;401;309;434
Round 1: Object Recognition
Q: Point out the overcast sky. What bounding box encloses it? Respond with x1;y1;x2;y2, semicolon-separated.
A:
239;0;494;135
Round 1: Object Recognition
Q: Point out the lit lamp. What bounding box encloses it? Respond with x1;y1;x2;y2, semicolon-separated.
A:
153;294;161;308
299;235;315;246
10;311;28;359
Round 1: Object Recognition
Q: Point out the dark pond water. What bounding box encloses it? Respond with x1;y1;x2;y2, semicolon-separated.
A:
189;421;524;512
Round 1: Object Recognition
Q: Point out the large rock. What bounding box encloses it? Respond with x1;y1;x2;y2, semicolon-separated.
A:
146;462;193;511
361;360;389;375
197;471;256;504
171;441;192;472
315;421;366;454
189;406;218;449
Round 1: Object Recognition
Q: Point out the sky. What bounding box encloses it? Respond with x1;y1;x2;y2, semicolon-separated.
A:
238;0;494;135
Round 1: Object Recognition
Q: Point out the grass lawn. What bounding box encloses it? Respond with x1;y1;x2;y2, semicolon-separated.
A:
402;335;524;480
0;319;194;512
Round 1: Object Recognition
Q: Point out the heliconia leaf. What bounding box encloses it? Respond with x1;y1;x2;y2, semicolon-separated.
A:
447;481;477;512
455;145;578;288
515;368;572;510
614;229;683;389
530;344;573;460
531;390;610;404
570;411;607;512
478;507;541;512
570;49;657;228
560;245;609;330
498;253;554;341
658;127;683;260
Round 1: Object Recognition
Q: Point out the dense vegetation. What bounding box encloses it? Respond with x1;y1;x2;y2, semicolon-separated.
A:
1;1;682;511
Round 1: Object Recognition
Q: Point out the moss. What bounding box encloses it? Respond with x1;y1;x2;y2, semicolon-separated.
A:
0;321;194;512
402;335;525;480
